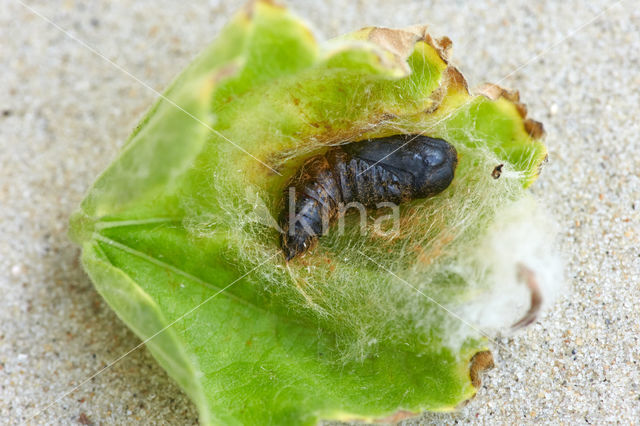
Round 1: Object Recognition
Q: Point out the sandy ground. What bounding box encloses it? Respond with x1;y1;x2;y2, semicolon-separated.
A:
1;0;639;424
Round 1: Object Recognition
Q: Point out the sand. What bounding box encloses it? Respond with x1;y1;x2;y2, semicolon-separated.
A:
1;0;638;424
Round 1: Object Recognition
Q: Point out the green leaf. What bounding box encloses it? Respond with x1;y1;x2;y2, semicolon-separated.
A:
70;1;550;424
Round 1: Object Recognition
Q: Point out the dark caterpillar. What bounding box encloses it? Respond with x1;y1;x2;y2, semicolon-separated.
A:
280;134;458;260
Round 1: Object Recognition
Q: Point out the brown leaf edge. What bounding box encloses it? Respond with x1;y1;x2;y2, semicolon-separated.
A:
362;25;546;144
468;351;495;390
476;83;545;139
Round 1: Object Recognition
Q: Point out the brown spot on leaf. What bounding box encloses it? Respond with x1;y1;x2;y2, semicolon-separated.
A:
469;351;494;389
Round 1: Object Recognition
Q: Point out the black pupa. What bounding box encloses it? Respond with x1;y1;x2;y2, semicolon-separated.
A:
280;134;458;260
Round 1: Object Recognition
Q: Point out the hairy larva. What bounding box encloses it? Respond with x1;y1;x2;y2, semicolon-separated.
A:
280;134;458;260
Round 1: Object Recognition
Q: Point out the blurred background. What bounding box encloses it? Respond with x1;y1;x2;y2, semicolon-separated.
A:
1;0;638;423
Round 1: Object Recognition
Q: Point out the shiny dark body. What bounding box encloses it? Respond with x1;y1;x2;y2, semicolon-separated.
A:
280;135;458;260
